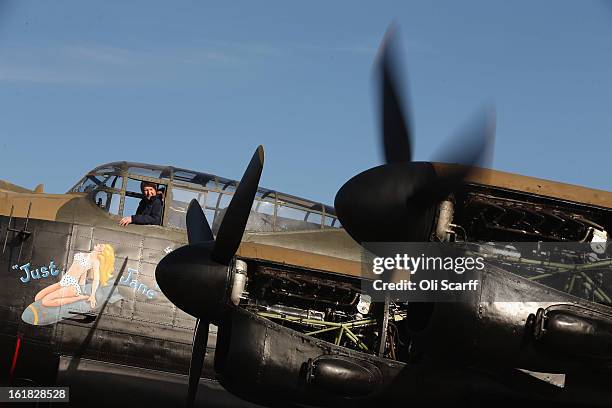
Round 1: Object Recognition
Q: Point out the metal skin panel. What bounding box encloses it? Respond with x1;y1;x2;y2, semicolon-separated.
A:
243;228;362;262
407;264;612;376
0;214;610;406
0;214;214;386
534;304;612;361
215;307;405;407
214;307;610;407
1;166;611;406
306;356;383;397
55;356;263;407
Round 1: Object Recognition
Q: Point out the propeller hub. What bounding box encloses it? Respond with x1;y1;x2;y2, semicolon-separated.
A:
334;162;438;243
156;243;233;324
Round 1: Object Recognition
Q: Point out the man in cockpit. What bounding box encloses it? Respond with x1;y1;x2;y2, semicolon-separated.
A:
119;181;163;226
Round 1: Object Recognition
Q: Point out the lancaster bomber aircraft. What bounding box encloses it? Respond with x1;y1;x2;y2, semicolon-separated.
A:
1;30;611;407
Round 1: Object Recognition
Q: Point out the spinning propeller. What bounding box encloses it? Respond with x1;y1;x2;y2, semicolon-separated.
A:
155;146;264;407
334;29;495;243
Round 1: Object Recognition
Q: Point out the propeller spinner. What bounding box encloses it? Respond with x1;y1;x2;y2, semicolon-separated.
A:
155;146;264;407
334;30;495;244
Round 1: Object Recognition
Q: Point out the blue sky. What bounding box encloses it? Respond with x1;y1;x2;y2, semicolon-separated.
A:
0;0;611;204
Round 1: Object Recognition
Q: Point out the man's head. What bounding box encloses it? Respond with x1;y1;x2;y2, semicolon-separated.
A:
140;181;158;200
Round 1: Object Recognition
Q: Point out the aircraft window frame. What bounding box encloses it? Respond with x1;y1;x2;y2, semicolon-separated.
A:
323;204;336;216
70;176;99;193
164;185;223;233
255;188;274;200
166;186;210;231
306;212;323;226
171;174;336;233
275;202;322;231
276;193;320;211
80;162;341;231
217;192;232;211
165;175;220;231
94;174;122;190
93;189;121;216
254;195;276;215
92;164;124;174
205;190;220;211
173;170;198;182
68;177;83;193
324;215;341;228
118;175;167;225
172;177;219;196
71;173;124;193
219;181;236;195
86;172;125;218
212;181;236;221
127;166;164;179
276;203;309;222
204;178;218;191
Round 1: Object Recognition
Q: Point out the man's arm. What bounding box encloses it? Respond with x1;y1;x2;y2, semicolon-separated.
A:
119;199;145;226
131;199;162;225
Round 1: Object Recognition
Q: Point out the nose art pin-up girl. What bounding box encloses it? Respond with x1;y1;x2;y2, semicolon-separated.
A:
34;244;115;309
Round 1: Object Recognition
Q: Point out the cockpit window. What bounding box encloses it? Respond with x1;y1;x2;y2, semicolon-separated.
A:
306;212;322;225
78;162;341;231
102;175;123;189
70;176;98;193
173;170;198;183
127;166;163;179
324;215;341;228
248;195;275;232
114;177;167;224
92;164;123;174
218;192;232;210
70;174;123;193
276;203;321;231
254;197;275;216
94;190;121;215
167;187;211;230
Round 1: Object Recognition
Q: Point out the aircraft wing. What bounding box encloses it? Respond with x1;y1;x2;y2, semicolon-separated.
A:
239;228;363;278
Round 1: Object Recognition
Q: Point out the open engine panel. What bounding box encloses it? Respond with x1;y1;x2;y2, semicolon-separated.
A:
237;184;611;362
448;186;612;306
239;262;409;361
452;186;611;243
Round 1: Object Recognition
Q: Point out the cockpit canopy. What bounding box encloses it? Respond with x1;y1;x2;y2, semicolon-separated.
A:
69;162;341;233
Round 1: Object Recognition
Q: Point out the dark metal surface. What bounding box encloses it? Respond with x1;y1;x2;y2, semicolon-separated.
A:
0;214;203;384
306;356;383;397
2;208;612;407
56;356;264;408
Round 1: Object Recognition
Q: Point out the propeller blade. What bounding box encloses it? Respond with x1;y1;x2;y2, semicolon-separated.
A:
186;199;213;245
411;107;496;207
379;27;412;164
186;319;210;408
212;146;264;265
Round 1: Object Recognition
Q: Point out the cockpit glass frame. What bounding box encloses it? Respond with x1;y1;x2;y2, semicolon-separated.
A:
78;162;341;232
127;167;164;179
